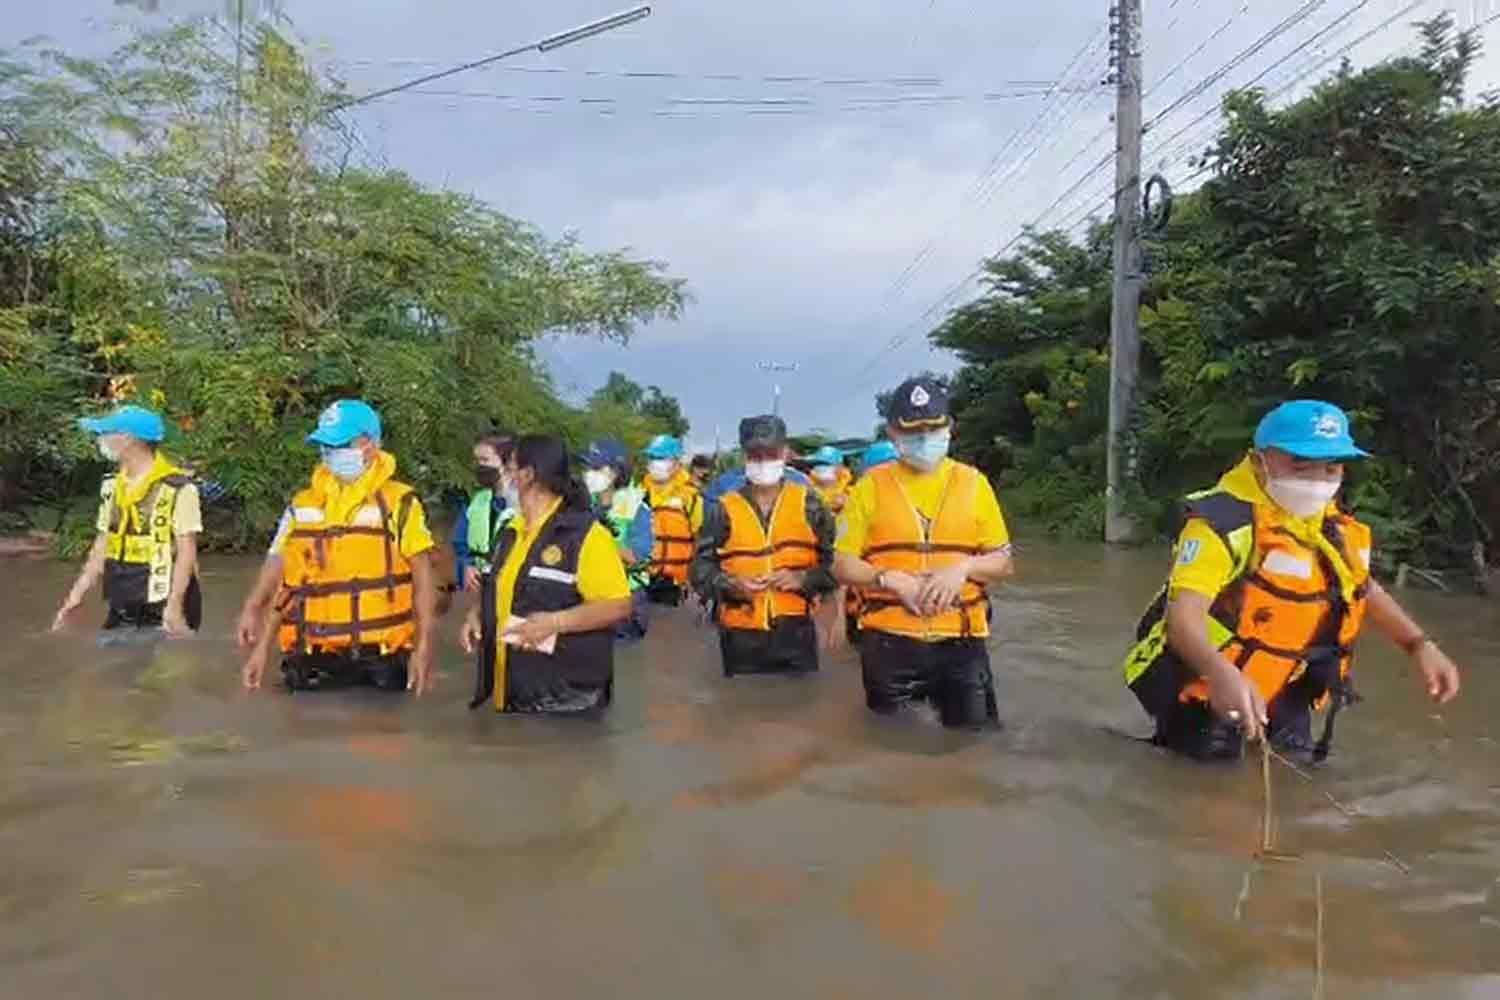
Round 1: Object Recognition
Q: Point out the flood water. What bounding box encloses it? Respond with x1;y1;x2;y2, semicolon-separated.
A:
3;543;1497;998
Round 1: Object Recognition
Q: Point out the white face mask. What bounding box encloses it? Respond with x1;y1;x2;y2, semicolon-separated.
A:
500;475;521;510
811;465;838;484
648;459;675;483
1265;477;1341;518
98;440;120;463
745;460;785;486
584;468;614;496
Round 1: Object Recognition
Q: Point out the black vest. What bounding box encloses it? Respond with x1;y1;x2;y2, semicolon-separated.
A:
471;506;615;710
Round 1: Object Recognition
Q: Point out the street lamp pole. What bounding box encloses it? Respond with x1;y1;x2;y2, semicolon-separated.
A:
329;6;652;111
757;361;798;417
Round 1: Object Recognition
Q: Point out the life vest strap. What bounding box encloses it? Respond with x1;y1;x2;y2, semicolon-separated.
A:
285;573;414;599
289;525;389;540
293;610;413;639
863;541;984;558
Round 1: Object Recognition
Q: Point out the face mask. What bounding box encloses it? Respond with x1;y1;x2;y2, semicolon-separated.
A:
1265;476;1341;518
98;440;120;463
475;465;501;488
812;465;838;484
896;430;951;472
584;468;614;496
648;460;675;483
745;460;785;486
321;446;368;483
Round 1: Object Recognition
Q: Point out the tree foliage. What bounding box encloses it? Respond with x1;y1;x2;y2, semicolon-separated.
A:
0;21;688;548
927;15;1499;574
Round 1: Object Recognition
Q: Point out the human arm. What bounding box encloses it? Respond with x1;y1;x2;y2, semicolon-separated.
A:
504;526;632;647
1364;578;1460;704
689;498;762;603
53;534;109;631
771;492;838;597
162;532;199;637
914;476;1015;613
237;554;285;648
406;548;438;695
831;481;923;611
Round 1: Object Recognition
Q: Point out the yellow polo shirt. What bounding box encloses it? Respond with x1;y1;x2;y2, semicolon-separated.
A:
836;458;1010;557
492;498;630;709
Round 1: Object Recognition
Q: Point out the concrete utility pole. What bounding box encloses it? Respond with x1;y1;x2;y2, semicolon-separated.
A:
758;361;798;417
1106;0;1143;543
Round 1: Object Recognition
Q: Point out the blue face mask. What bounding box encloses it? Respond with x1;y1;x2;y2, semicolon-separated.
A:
896;430;951;472
321;446;368;483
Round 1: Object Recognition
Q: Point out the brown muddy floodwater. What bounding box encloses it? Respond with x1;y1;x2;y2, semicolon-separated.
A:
2;543;1497;999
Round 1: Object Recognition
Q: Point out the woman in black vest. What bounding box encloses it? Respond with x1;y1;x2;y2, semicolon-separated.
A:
460;435;632;714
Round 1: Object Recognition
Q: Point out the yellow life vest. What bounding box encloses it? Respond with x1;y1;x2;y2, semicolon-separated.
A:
102;454;190;608
276;453;419;656
717;483;819;631
857;461;990;640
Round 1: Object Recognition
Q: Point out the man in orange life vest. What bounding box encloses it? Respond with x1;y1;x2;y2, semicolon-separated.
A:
690;415;837;676
1122;400;1462;761
833;377;1015;728
642;434;703;606
236;400;439;695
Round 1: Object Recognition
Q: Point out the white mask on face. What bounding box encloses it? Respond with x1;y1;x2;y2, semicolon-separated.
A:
500;475;521;510
98;440;120;463
584;468;614;496
745;460;785;486
1265;477;1341;518
648;459;675;483
811;465;838;484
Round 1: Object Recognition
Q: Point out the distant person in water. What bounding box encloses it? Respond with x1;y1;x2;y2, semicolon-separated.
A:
236;400;439;695
1122;400;1461;762
52;405;203;639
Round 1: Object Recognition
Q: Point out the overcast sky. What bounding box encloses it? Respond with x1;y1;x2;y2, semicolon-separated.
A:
12;1;1500;449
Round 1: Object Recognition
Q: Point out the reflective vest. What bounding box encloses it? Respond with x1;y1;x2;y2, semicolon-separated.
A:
101;457;191;610
812;466;853;512
599;485;649;591
1122;489;1372;716
647;472;700;585
276;471;420;656
717;484;819;631
465;489;512;577
471;507;614;711
858;462;990;640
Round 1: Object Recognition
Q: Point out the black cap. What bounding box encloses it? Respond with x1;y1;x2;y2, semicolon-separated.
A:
739;414;788;450
886;376;950;431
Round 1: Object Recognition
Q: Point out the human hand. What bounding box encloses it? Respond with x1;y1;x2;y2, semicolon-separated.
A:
1412;641;1460;704
769;569;807;593
879;570;925;615
162;605;192;639
916;563;969;614
407;643;434;696
505;614;561;651
1206;662;1266;743
459;612;483;654
241;647;269;691
51;593;84;633
463;566;483;593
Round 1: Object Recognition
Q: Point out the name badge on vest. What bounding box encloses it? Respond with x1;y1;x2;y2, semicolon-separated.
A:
353;505;383;528
294;507;325;524
528;566;578;586
1262;550;1313;580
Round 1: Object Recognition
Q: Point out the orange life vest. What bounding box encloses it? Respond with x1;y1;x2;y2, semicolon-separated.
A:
1124;489;1372;714
717;483;819;631
276;461;419;656
858;461;990;640
647;471;700;585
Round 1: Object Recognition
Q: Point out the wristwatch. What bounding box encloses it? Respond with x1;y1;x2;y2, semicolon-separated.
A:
874;570;889;591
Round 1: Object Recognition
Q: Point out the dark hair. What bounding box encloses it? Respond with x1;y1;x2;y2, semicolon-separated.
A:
689;454;712;471
512;434;588;510
475;431;514;463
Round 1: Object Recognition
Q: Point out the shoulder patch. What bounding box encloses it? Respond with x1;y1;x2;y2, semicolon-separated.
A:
1177;538;1201;565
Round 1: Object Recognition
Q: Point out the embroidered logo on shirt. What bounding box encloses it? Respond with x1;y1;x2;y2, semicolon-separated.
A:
1177;539;1201;565
541;544;564;567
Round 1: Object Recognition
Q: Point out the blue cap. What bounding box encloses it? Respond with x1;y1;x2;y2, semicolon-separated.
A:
582;437;628;469
1253;400;1370;460
861;440;899;472
307;399;382;447
79;405;166;443
643;434;683;460
810;445;843;466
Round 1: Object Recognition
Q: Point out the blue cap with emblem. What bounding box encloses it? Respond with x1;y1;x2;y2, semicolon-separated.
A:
1253;400;1370;460
809;445;843;466
79;404;166;443
306;399;382;447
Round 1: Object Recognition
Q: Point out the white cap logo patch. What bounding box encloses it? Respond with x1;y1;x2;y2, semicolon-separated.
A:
1313;413;1342;438
910;385;930;407
319;403;341;428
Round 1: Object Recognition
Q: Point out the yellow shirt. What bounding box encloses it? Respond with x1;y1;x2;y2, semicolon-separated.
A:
1168;455;1348;599
267;454;434;560
96;460;203;537
492;497;631;709
645;469;704;533
836;458;1010;557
